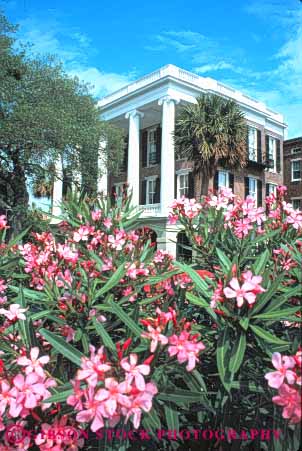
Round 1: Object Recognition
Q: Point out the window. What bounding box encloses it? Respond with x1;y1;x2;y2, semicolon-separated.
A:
248;177;257;201
176;232;192;263
248;127;258;162
178;173;189;197
292;199;301;210
218;170;229;188
267;183;277;196
147;129;157;166
268;136;277;172
291;147;301;154
147;178;157;204
291;160;302;181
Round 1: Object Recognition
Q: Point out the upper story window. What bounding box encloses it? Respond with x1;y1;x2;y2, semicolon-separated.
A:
147;129;157;166
291;160;302;181
291;147;301;154
248;177;257;200
141;177;160;205
178;173;189;197
266;136;277;172
248;127;258;162
245;176;262;207
218;170;229;188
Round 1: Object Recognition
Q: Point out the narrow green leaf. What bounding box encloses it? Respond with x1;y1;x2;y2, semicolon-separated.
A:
94;263;126;300
252;307;301;320
250;324;290;345
174;261;211;297
40;328;84;366
186;292;218;323
44;388;73;403
229;332;246;375
164;404;179;432
252;249;270;274
239;317;249;331
216;327;231;391
107;299;143;337
251;275;285;315
216;248;232;273
92;317;116;353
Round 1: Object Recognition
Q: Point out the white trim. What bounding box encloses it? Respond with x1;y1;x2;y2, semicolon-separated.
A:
146;177;157;205
247;176;259;204
176;168;192;175
218;170;230;188
291;159;302;181
248;126;258;162
267;135;277;173
291;147;301;154
177;172;190;198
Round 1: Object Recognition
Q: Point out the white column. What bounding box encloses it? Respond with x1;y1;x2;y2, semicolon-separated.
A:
125;110;144;206
158;96;179;216
97;139;108;196
52;155;63;218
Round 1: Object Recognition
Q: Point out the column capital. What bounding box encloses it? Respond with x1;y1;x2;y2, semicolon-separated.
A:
125;109;144;120
158;95;180;106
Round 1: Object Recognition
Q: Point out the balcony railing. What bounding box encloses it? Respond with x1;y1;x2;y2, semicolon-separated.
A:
138;203;161;216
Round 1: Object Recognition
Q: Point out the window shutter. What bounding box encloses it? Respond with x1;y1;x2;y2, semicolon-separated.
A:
246;128;249;159
257;129;262;163
214;171;219;191
229;173;234;192
111;185;116;206
141;180;147;205
142;130;148;167
276;139;281;173
266;183;270;197
156;126;161;164
155;178;160;203
175;174;178;198
188;172;194;198
123;136;129;172
265;135;270;163
244;177;249;198
257;179;263;207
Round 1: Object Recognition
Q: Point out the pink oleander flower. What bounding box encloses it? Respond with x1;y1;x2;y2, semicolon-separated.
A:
241;271;266;295
67;379;84;410
234;218;253;238
265;352;296;389
103;217;113;229
0;279;7;293
61;325;76;342
168;331;205;372
0;304;28;321
141;325;169;353
0;380;13;416
168;214;179;225
272;383;301;424
76;386;106;432
35;415;85;450
91;210;102;221
17;347;49;378
120;354;150;391
57;244;79;264
108;231;126;250
9;373;46;417
95;377;131;417
73;225;93;242
77;345;111;387
224;277;258;308
0;215;8;230
124;382;158;429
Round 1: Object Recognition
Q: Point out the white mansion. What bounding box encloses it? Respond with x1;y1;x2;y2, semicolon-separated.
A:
52;64;287;257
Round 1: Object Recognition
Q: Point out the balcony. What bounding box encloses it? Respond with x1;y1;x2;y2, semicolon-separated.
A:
138;203;161;217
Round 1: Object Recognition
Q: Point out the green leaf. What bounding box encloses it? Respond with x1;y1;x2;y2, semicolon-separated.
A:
174;261;211;298
216;248;232;273
92;317;116;353
44;388;73;403
252;249;270;274
40;329;84;366
239;317;249;331
251;275;285;315
158;389;209;405
250;324;290;345
186;292;218;323
93;263;126;300
107;299;143;337
216;327;231;391
142;409;161;431
164;404;179;432
229;332;246;376
252;307;301;320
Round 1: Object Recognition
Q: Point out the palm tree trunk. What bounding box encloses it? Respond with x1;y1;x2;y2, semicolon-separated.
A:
200;171;210;196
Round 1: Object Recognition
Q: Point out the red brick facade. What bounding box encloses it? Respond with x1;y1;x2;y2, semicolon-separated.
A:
283;137;302;209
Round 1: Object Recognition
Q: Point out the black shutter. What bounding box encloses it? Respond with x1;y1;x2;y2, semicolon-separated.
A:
175;173;178;198
155;178;160;203
123;136;129;172
265;135;270;163
257;129;262;163
229;173;234;192
188;172;194;198
276;139;281;173
214;171;219;191
244;177;249;198
266;183;270;197
246;128;249;160
142;130;148;167
257;179;263;207
110;185;116;206
156;126;161;164
141;180;147;205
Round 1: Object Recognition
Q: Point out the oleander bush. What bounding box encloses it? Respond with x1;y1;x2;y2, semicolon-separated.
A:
0;187;301;451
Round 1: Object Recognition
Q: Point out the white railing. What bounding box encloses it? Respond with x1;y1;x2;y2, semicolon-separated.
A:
98;64;284;124
138;203;161;216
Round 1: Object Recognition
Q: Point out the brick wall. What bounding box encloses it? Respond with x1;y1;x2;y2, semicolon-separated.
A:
283;137;302;203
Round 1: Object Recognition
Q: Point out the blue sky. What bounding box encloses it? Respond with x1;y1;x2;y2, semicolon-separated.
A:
2;0;302;137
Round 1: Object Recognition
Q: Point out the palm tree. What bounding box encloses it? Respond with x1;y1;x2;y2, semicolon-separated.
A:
174;93;248;196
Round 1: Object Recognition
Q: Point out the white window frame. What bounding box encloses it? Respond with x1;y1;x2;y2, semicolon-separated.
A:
177;170;190;198
291;147;301;154
147;128;157;167
291;159;302;181
145;176;158;205
248;177;258;203
248;127;258;162
218;170;230;189
291;197;302;210
267;183;277;196
267;135;277;173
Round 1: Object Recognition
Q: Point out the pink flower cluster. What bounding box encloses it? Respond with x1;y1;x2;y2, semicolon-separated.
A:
0;348;56;428
35;415;84;451
169;197;203;224
0;279;7;305
67;345;157;431
265;351;301;424
223;270;266;308
0;216;8;231
141;308;205;371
